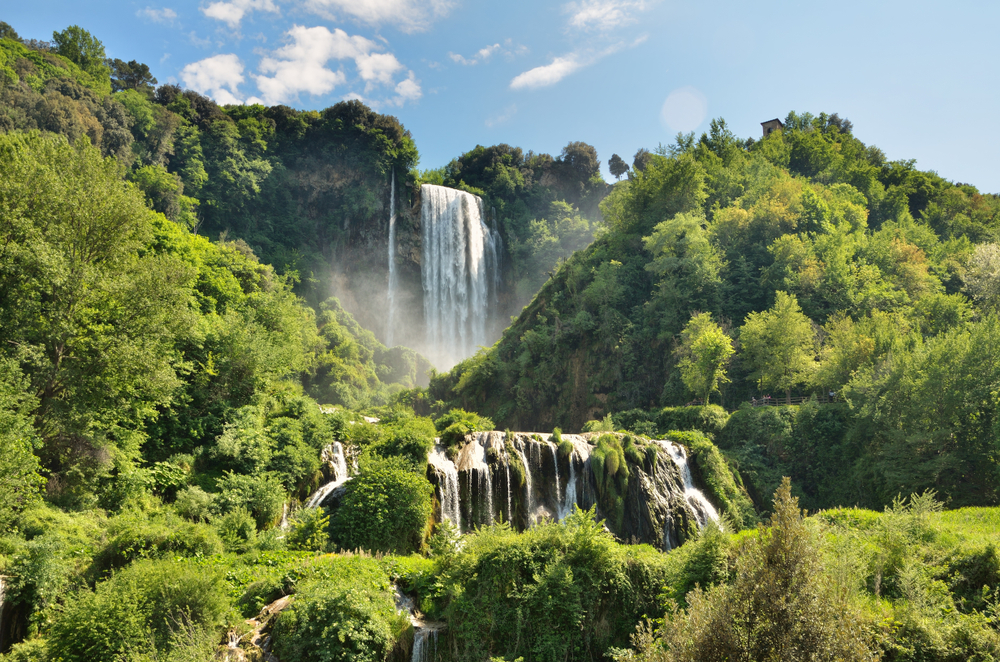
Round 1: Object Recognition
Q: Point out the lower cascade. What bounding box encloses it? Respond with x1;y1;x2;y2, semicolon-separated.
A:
427;432;720;549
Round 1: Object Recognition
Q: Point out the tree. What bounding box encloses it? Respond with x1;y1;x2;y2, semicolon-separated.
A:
52;25;109;80
634;478;876;661
608;153;629;180
0;21;21;41
740;291;817;403
633;147;652;172
108;58;157;92
676;313;733;405
964;242;1000;312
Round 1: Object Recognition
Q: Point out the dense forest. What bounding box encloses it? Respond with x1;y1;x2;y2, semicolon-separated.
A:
1;18;999;662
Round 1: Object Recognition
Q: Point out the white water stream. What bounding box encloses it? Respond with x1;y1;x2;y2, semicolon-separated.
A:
386;170;398;346
420;184;501;369
658;440;719;527
429;446;462;531
305;442;350;509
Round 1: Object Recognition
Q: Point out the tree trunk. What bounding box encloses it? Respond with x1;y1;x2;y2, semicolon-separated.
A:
786;389;791;405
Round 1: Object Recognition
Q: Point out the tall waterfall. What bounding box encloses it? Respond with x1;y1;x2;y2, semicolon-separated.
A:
386;170;398;347
421;184;502;369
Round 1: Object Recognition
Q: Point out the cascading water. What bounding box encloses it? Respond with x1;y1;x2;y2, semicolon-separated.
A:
514;441;534;526
412;628;439;662
306;442;350;509
658;441;720;527
420;184;502;369
505;459;513;524
559;448;578;521
429;446;462;532
550;442;561;512
386;170;398;347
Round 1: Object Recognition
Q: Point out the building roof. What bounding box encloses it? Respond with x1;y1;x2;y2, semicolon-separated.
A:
761;118;784;126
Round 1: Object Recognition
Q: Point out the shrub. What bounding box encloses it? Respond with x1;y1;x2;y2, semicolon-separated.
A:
91;509;223;575
333;457;432;553
272;557;409;662
286;507;330;552
583;414;615;433
216;506;257;552
47;560;228;662
214;471;287;529
435;408;494;447
174;485;214;522
656;405;729;438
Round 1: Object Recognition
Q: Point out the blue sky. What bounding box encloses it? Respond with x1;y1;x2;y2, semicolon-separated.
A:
7;0;1000;191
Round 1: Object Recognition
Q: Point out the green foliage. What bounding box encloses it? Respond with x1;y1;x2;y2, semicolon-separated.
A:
271;556;408;662
635;478;877;661
435;507;671;662
668;431;757;529
286;506;330;552
0;358;44;528
675;313;733;405
173;485;215;522
435;408;495;447
333;457;432;553
739;291;817;402
46;560;229;662
214;471;287;530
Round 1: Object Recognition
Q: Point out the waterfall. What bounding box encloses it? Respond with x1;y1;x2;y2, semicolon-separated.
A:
429;446;462;532
506;458;513;524
559;449;578;521
659;441;719;527
550;442;561;514
420;184;501;369
412;628;439;662
306;442;350;509
479;467;494;526
386;170;398;347
514;441;534;526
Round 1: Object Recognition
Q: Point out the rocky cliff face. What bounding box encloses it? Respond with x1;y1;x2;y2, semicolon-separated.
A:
427;431;717;549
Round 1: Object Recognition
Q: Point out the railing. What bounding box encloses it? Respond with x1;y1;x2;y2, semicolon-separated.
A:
684;394;839;410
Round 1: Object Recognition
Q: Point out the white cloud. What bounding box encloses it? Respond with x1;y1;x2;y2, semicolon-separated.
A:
510;55;582;90
449;40;527;66
356;52;405;90
201;0;278;28
486;104;517;127
251;25;420;106
565;0;648;32
391;72;422;105
137;7;178;24
303;0;454;33
180;53;246;104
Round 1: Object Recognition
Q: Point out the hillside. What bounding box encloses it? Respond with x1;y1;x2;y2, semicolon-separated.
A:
430;114;1000;509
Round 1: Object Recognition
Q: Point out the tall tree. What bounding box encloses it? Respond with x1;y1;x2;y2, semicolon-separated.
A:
608;153;629;180
52;25;109;80
108;58;157;93
676;313;733;405
740;291;817;403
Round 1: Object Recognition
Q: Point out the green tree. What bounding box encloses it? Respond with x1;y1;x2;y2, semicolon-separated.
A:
634;478;876;661
740;291;817;403
108;58;157;92
676;313;734;405
333;457;432;553
608;153;629;180
52;25;109;80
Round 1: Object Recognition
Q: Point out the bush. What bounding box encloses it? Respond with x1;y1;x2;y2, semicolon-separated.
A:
93;509;223;573
174;485;214;522
435;508;671;661
583;414;615;433
47;560;229;662
272;556;409;662
657;405;729;438
365;416;436;470
333;457;432;553
214;471;287;529
435;409;494;447
286;507;330;552
216;506;258;552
